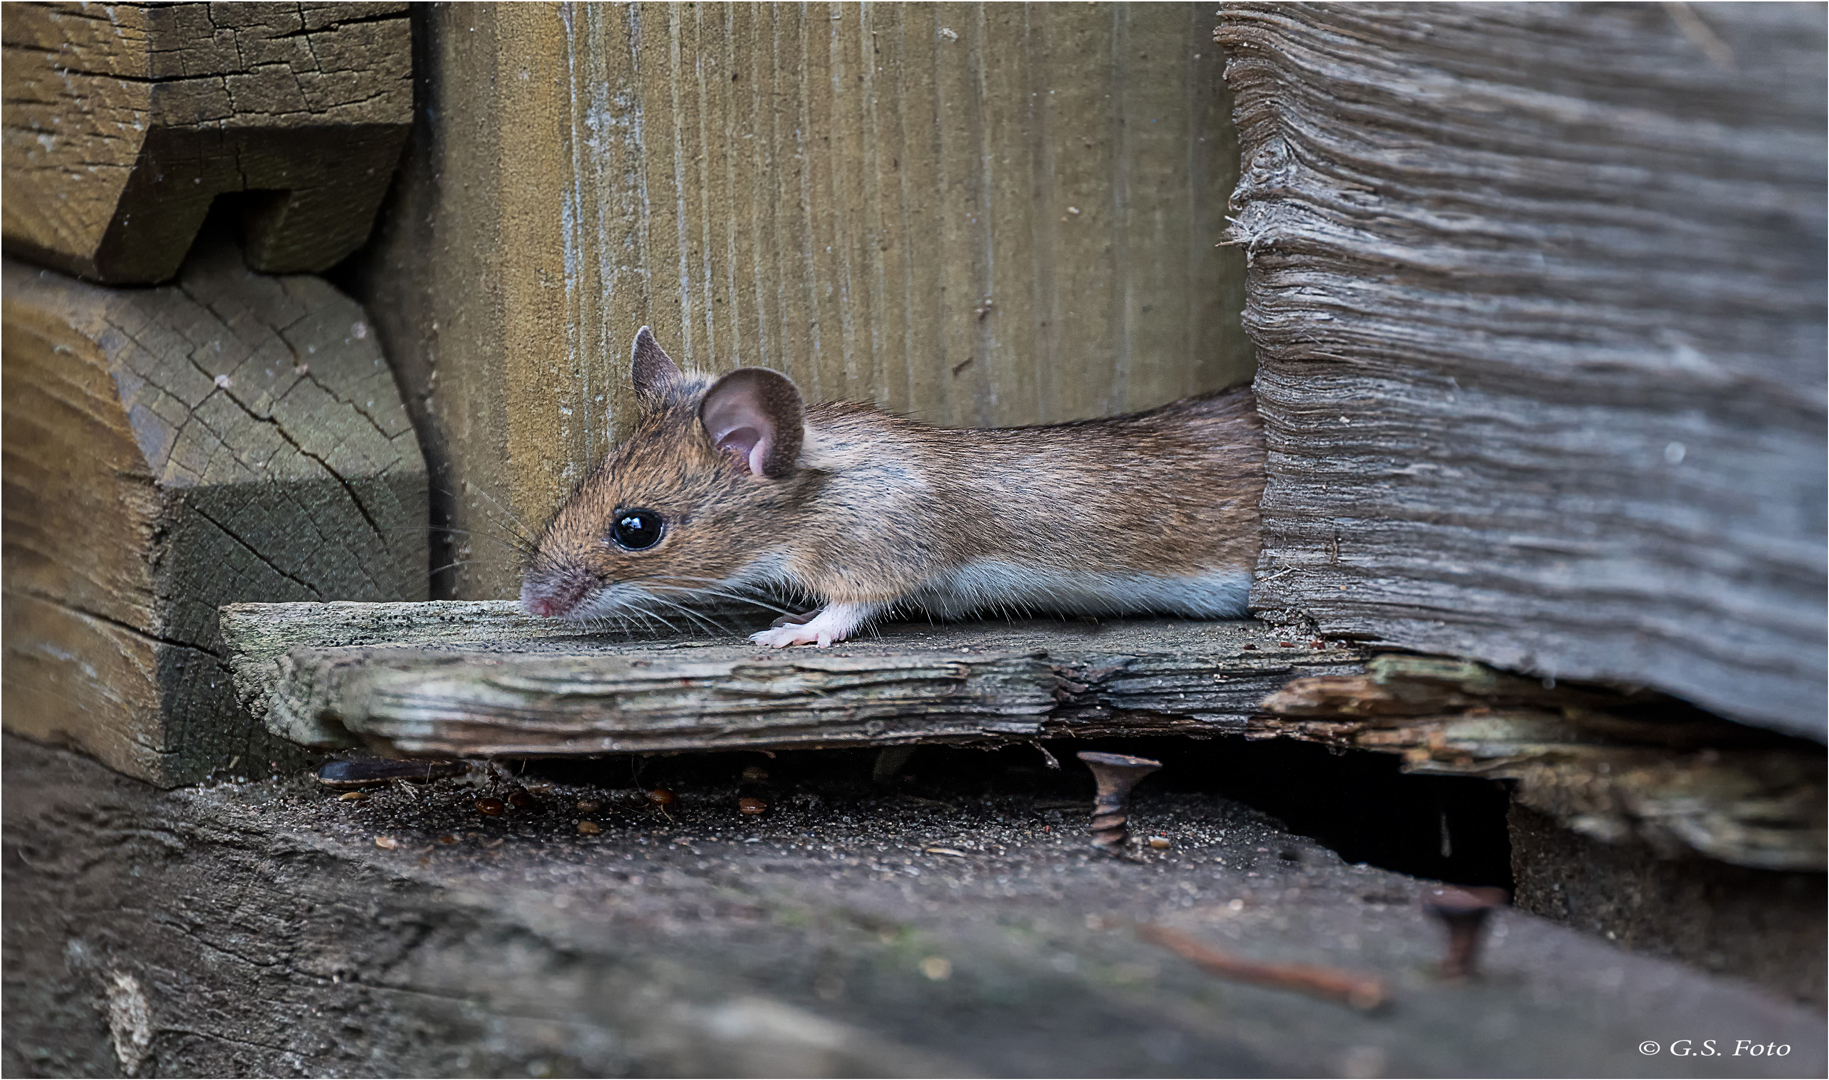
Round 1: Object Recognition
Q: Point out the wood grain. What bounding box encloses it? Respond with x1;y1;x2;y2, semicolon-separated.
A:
217;601;1364;756
12;734;1822;1075
1215;4;1827;741
342;2;1250;603
2;1;411;283
1;236;427;784
1255;656;1826;873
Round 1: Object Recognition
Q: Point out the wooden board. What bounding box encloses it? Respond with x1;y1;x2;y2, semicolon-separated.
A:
2;1;411;283
218;601;1366;756
1;237;428;785
339;2;1252;602
1215;4;1828;741
9;734;1824;1075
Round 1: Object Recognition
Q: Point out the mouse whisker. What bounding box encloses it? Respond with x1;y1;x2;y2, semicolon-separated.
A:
632;578;802;619
431;533;537;564
607;596;685;638
634;593;737;638
421;524;539;558
438;481;543;548
650;586;799;619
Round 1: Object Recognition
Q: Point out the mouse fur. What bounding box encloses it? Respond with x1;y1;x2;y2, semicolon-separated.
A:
522;328;1264;647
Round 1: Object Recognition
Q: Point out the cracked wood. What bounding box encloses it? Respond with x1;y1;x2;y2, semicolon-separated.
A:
2;1;411;283
1;235;427;785
1215;4;1827;741
1253;655;1826;873
217;601;1366;757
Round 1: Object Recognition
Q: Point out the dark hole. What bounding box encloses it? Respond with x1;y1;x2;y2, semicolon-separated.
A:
525;732;1514;891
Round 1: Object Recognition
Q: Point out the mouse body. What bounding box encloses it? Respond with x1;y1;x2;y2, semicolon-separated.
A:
521;328;1264;647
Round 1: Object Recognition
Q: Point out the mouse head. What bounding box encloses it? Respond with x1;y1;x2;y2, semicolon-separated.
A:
521;328;808;620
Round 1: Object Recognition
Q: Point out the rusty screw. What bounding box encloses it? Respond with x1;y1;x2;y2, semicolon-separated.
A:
1076;751;1162;854
1423;886;1507;978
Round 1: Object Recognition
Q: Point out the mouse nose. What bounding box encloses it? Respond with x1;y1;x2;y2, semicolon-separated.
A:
520;574;589;618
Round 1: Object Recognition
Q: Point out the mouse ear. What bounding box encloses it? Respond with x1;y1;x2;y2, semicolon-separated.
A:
630;327;682;401
698;368;804;478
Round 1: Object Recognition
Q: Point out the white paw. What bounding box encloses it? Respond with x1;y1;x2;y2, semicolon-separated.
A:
749;624;831;648
747;602;876;648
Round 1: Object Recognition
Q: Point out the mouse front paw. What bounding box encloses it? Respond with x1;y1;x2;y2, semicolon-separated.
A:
750;623;830;648
747;602;876;648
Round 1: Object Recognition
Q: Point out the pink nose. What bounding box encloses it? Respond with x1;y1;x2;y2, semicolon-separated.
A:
520;577;586;618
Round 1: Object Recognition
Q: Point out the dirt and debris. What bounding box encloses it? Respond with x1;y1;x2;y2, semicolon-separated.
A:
6;735;1823;1077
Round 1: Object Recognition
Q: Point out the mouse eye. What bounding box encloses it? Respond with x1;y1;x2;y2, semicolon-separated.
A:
609;508;665;551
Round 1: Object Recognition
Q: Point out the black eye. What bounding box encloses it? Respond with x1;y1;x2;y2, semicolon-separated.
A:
610;508;664;550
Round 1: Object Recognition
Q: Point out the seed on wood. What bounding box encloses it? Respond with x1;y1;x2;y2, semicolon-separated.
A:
1279;641;1296;648
918;956;953;980
738;797;768;816
374;835;399;850
648;788;677;806
475;796;506;816
577;821;601;835
506;787;534;809
338;790;366;802
575;799;601;813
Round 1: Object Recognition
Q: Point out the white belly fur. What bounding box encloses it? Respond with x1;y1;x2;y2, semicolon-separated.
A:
905;560;1250;620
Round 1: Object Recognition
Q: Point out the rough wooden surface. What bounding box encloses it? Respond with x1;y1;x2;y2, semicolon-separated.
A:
343;2;1251;602
1;237;427;785
220;602;1365;756
1255;656;1826;873
1215;3;1828;741
2;1;411;283
8;735;1824;1077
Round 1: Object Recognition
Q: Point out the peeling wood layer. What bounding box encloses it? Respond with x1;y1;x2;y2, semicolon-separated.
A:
1217;3;1827;740
1255;656;1827;873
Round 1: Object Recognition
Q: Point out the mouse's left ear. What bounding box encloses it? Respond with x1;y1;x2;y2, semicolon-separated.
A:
630;326;682;401
698;368;804;478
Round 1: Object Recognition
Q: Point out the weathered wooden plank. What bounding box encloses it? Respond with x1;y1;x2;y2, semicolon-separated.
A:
13;734;1824;1075
1215;4;1827;740
340;2;1251;603
218;601;1365;756
1;237;427;785
1;1;411;283
1254;656;1827;872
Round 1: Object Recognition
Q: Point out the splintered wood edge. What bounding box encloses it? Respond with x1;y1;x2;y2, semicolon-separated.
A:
217;601;1366;754
1253;669;1828;872
217;602;1819;869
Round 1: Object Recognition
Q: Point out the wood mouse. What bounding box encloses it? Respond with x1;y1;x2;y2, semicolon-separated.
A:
521;328;1264;647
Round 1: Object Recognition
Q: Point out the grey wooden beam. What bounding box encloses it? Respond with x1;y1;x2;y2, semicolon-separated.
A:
8;734;1825;1075
218;601;1366;755
1217;3;1827;740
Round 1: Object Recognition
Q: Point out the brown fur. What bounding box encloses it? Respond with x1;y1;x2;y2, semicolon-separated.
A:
524;345;1264;620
